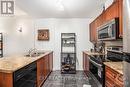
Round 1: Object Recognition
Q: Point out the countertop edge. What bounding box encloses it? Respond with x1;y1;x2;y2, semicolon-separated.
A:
104;62;123;75
83;51;105;56
0;51;53;73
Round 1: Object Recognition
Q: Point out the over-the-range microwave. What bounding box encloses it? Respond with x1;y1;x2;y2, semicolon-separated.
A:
98;18;119;41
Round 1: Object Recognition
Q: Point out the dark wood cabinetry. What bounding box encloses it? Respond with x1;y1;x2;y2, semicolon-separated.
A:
89;0;123;42
83;52;89;73
37;52;53;87
49;53;53;73
89;21;97;42
105;66;123;87
0;52;53;87
0;73;13;87
37;58;44;87
105;1;119;22
118;0;123;38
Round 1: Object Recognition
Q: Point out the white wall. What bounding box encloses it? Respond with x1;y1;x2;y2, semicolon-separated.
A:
105;0;114;9
34;18;92;70
0;17;35;56
0;17;92;70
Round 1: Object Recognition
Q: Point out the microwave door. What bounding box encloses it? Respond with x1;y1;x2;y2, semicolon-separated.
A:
98;26;109;39
108;26;112;38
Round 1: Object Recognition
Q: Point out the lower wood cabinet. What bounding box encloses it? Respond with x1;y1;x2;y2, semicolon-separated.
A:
37;52;53;87
0;73;13;87
0;52;53;87
49;53;53;73
83;52;89;73
105;66;123;87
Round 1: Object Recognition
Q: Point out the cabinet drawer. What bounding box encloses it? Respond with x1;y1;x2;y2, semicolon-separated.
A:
115;74;124;87
105;66;124;87
106;67;117;79
105;77;115;87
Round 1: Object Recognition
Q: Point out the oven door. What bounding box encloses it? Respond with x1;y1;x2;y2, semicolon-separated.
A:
89;57;104;84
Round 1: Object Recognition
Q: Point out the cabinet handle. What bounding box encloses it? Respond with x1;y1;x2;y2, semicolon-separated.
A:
119;34;122;38
40;76;43;80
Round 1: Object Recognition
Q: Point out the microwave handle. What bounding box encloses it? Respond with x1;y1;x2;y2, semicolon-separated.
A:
108;25;112;37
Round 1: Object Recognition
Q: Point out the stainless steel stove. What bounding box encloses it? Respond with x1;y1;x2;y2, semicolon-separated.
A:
88;50;123;87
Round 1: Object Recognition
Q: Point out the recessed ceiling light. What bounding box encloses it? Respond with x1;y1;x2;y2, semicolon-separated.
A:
56;0;64;11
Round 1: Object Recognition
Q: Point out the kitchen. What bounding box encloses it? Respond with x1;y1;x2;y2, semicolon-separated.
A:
0;0;130;87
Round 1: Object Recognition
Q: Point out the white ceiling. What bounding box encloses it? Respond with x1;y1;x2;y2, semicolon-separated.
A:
16;0;107;18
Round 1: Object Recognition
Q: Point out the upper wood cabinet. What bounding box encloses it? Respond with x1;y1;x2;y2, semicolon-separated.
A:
105;1;119;22
89;0;123;42
118;0;123;38
89;21;97;42
96;13;105;28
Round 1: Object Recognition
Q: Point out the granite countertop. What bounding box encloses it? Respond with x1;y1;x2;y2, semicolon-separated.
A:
83;51;105;56
0;51;52;73
104;62;123;75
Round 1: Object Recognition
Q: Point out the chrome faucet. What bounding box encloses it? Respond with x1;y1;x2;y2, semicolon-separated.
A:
28;48;37;56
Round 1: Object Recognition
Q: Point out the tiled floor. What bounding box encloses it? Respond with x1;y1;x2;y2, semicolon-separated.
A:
42;71;99;87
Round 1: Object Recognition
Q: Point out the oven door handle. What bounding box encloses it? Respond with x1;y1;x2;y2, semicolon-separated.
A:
88;57;102;67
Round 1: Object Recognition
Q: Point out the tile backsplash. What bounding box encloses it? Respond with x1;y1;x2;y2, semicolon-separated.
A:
104;40;123;54
104;40;123;47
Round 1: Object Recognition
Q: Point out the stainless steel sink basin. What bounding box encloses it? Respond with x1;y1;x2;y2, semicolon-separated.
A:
37;52;45;55
25;52;45;57
25;54;40;57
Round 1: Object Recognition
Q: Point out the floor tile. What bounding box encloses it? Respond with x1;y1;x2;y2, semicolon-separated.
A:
42;71;98;87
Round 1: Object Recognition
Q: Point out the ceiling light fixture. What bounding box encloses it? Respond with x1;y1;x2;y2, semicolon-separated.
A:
56;0;64;11
18;27;22;32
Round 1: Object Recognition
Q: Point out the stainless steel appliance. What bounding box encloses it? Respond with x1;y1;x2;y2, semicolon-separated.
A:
88;51;123;87
123;53;130;87
14;62;37;87
89;55;105;87
106;51;123;61
107;46;123;53
123;0;130;86
98;18;119;40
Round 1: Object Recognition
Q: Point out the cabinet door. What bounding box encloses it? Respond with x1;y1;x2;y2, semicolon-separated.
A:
83;53;89;73
105;67;115;87
105;77;115;87
85;54;89;71
43;57;47;79
0;73;13;87
105;66;124;87
49;52;53;72
118;0;123;38
89;21;97;42
115;74;124;87
46;55;49;75
96;14;104;27
105;1;119;22
37;58;44;87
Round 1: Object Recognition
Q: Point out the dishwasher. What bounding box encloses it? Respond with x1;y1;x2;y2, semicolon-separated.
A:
13;62;37;87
